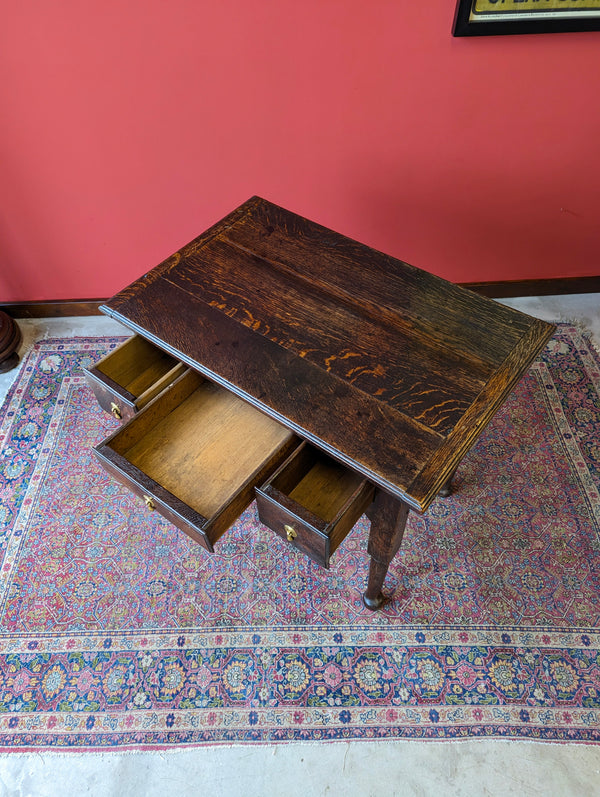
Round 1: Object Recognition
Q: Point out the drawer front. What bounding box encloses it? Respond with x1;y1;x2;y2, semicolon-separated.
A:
94;446;215;551
84;335;185;422
255;489;331;566
256;443;375;568
84;367;138;422
94;368;298;550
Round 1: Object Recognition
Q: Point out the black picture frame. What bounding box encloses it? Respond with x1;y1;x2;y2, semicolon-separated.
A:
453;0;600;36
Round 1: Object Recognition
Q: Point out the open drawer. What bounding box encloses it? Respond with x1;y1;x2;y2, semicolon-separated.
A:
94;368;298;551
255;442;375;568
84;335;187;421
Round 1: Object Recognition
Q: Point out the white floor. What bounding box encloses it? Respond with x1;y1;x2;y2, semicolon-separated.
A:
0;294;599;797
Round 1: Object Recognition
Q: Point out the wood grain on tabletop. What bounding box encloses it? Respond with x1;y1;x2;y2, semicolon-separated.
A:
104;197;555;511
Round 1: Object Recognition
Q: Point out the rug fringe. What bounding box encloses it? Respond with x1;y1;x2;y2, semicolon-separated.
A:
0;736;594;757
551;316;600;355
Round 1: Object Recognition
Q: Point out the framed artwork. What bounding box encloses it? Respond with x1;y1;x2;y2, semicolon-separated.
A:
453;0;600;36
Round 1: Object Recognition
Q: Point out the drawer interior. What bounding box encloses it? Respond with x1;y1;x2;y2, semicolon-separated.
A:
269;443;368;522
109;370;295;520
98;336;184;405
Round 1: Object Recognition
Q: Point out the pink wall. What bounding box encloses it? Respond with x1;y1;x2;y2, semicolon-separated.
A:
1;1;599;302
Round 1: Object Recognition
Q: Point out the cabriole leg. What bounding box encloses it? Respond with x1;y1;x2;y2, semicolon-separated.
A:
363;489;410;610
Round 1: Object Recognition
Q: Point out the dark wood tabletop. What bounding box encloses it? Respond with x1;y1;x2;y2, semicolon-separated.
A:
101;196;555;514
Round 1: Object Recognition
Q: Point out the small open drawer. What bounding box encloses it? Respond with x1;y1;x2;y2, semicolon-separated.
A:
94;368;298;551
255;442;375;568
84;335;187;422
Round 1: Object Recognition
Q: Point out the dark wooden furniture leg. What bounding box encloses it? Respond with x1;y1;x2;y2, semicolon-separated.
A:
0;311;21;374
363;488;410;610
438;468;457;498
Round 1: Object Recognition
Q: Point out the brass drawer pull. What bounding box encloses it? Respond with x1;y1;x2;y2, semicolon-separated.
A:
144;495;155;511
110;402;122;420
284;524;297;542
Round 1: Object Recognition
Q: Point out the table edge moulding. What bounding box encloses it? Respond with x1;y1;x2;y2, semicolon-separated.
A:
89;196;556;610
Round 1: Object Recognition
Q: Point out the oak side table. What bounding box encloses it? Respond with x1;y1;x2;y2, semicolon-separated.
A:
90;197;555;609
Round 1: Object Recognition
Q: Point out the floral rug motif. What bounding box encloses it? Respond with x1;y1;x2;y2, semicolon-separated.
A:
0;326;599;750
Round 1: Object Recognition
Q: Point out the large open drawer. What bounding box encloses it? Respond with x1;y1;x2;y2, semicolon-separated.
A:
94;368;298;550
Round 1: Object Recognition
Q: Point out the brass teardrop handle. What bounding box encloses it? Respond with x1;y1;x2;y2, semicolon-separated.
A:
144;495;155;511
110;402;122;420
284;524;297;542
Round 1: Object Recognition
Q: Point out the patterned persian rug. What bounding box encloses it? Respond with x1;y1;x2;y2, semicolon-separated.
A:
0;326;599;751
